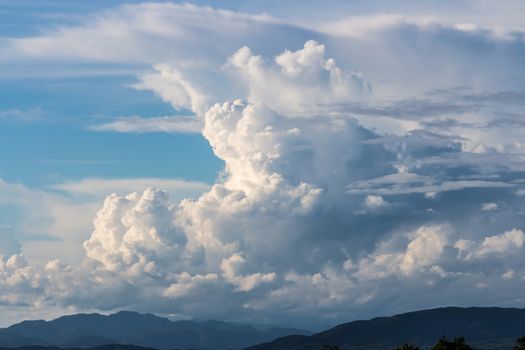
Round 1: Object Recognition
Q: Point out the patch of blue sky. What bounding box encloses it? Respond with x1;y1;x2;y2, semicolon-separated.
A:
0;73;172;116
0;72;223;187
0;122;222;187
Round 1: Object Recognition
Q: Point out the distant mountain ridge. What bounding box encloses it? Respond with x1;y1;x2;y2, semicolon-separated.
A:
246;306;525;350
0;311;309;350
2;307;525;350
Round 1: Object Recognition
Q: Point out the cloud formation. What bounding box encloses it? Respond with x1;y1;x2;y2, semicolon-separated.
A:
226;40;371;115
1;2;525;329
91;115;202;134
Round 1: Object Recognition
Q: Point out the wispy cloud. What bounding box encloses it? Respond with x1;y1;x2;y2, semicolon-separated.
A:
0;108;43;121
90;115;202;134
50;177;210;198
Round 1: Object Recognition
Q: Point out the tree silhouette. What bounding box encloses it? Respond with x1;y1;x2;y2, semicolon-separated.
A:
320;346;340;350
431;336;473;350
395;342;420;350
514;336;525;350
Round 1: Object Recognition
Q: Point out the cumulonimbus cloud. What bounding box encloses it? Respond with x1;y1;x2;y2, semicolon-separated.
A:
2;2;525;327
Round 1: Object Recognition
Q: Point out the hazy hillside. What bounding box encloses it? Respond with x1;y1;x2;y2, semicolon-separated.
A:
0;311;309;350
246;307;525;350
3;307;524;350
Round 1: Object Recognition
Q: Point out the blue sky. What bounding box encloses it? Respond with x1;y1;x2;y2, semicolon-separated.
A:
0;73;221;186
1;0;525;329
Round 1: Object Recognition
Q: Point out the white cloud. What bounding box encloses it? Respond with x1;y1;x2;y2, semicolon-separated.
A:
0;178;99;263
0;254;45;307
220;253;276;292
6;2;525;154
7;3;308;64
455;228;525;260
129;40;371;118
162;272;218;298
0;108;43;122
4;33;525;325
352;225;450;279
254;267;356;312
2;1;525;326
319;14;437;38
83;188;188;276
481;202;498;211
425;191;438;199
226;40;371;115
51;177;210;199
364;195;387;209
131;65;210;116
90;115;202;134
8;2;523;104
399;226;449;276
0;177;209;267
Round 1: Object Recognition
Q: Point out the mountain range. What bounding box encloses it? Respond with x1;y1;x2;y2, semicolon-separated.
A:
0;307;524;350
247;307;525;350
0;311;309;350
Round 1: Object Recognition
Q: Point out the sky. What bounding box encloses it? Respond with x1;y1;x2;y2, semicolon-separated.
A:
0;0;525;329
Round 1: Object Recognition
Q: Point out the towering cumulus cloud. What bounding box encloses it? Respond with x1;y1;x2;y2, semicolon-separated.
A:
64;41;525;325
227;40;371;115
2;33;525;327
84;189;187;276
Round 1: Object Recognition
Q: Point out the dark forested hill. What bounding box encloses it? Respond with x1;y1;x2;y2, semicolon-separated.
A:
0;311;309;350
246;307;525;350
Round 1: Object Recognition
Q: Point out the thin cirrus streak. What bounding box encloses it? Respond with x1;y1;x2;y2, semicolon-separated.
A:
90;115;203;134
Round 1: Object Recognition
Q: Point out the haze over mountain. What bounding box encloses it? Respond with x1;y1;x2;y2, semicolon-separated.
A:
1;307;524;350
248;307;525;350
0;311;309;350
